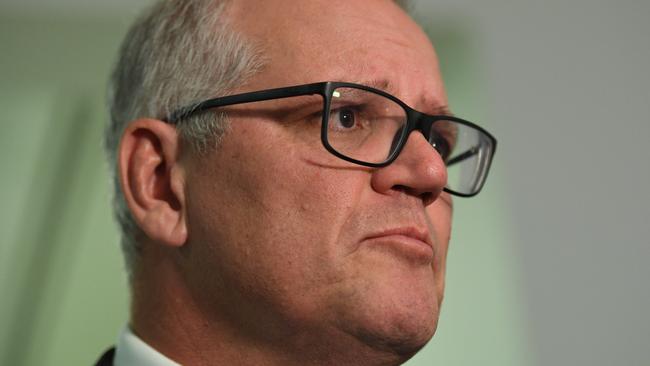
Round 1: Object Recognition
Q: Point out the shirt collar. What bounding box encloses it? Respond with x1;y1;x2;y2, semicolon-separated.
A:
114;326;181;366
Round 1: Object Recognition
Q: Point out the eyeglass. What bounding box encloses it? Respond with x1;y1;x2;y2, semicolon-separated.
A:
166;81;497;197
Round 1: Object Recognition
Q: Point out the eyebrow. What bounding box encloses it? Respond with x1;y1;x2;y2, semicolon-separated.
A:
349;78;452;115
364;78;394;93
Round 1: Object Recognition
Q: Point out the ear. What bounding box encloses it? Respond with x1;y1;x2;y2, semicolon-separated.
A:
118;118;187;247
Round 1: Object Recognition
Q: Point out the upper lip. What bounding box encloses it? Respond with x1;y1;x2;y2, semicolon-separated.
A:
365;226;433;249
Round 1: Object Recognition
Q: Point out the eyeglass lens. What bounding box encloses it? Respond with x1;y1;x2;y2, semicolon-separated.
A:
325;87;408;165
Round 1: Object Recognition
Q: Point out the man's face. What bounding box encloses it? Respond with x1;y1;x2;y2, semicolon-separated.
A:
181;0;451;359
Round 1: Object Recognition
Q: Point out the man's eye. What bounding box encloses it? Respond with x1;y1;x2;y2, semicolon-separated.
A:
330;107;358;130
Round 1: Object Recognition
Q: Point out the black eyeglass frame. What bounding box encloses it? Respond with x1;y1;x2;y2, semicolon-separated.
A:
166;81;497;197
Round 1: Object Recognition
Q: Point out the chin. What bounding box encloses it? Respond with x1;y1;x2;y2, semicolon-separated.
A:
337;295;439;363
329;251;443;362
360;311;438;360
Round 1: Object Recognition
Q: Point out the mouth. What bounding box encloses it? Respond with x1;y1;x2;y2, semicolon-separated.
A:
363;226;434;264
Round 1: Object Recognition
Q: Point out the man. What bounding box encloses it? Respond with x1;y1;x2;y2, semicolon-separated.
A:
98;0;496;364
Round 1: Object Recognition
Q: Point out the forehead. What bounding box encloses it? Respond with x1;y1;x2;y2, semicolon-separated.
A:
226;0;445;104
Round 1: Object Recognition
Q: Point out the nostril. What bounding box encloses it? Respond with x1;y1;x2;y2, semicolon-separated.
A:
420;191;435;206
393;185;437;206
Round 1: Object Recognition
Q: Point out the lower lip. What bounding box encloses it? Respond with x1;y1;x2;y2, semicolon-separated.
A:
364;234;434;263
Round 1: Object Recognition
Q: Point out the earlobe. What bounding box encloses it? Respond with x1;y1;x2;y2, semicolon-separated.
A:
118;118;188;247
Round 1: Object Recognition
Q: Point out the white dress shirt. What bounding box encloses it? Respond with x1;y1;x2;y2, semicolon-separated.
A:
114;326;181;366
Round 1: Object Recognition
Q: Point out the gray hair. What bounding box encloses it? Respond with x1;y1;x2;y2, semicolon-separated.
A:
105;0;414;280
105;0;264;279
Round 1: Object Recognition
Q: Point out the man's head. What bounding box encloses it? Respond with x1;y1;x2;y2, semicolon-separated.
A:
106;0;493;364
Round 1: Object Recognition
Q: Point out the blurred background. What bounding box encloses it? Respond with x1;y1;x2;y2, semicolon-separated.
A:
0;0;648;365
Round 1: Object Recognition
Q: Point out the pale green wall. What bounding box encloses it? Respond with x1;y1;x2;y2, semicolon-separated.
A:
0;14;530;366
0;17;130;365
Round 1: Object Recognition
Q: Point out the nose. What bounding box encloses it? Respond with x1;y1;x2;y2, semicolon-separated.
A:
370;132;447;206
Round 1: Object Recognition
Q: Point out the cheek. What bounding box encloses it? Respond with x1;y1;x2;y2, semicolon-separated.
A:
264;166;366;279
185;126;366;300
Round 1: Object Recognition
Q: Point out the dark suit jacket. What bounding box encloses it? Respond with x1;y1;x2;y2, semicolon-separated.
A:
95;347;115;366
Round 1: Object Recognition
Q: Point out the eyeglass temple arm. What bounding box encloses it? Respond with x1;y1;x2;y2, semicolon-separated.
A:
446;146;479;167
167;83;326;123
